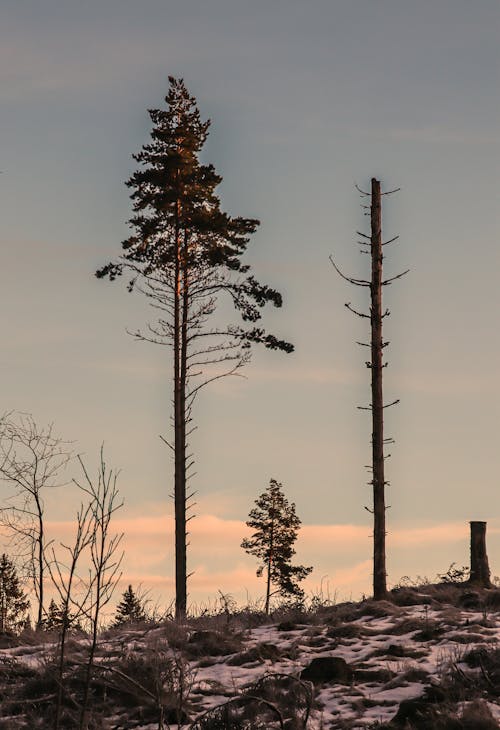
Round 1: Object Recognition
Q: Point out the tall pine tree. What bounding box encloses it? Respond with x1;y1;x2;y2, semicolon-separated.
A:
0;554;30;634
97;78;293;619
241;479;312;614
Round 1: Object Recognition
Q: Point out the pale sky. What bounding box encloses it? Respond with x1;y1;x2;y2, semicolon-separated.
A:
1;1;499;610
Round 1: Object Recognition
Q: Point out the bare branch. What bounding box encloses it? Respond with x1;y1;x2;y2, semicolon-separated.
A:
382;269;410;286
329;255;371;287
345;302;370;319
159;435;174;452
74;448;124;729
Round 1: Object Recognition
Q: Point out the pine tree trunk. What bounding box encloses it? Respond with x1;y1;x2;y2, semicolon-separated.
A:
469;521;491;588
370;178;387;600
174;203;187;621
265;518;274;615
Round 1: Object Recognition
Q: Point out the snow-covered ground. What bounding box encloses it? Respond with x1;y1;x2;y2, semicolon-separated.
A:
1;589;499;728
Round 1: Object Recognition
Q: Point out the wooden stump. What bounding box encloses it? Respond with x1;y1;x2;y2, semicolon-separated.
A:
469;521;491;588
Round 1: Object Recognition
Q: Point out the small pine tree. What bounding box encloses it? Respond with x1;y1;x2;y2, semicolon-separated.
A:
241;479;312;614
43;598;63;630
0;554;30;633
43;599;66;630
113;585;147;626
41;598;83;633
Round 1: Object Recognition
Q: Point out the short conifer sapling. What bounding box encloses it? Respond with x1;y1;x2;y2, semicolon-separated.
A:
113;585;147;626
43;598;63;631
42;598;81;632
241;479;312;614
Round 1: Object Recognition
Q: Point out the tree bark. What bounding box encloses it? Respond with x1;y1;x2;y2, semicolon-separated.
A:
370;178;387;600
469;521;491;588
174;200;187;621
265;512;275;615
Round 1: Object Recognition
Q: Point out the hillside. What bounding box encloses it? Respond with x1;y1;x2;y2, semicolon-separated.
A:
0;584;499;728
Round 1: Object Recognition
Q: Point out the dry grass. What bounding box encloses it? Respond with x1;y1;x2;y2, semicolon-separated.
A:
0;582;498;729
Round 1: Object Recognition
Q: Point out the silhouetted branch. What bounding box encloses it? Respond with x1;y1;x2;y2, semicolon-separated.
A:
329;256;370;287
382;269;410;286
159;435;174;452
345;302;370;318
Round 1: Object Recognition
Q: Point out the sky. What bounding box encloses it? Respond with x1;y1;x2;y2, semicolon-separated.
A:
1;0;500;612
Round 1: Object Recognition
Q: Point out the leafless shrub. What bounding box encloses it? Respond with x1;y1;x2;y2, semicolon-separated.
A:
95;640;196;728
189;673;313;730
184;629;244;659
437;563;470;585
74;448;124;730
0;412;72;628
45;498;94;730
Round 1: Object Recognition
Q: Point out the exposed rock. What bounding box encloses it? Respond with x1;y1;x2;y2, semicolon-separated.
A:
300;656;353;685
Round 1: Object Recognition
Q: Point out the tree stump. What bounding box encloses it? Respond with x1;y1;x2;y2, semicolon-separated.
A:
469;521;491;588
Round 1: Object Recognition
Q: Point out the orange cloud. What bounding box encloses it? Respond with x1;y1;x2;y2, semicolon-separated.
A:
388;523;469;547
44;511;495;569
10;510;498;612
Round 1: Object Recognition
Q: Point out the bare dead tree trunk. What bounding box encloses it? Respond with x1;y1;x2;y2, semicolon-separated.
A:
469;521;491;588
331;178;407;602
370;179;387;600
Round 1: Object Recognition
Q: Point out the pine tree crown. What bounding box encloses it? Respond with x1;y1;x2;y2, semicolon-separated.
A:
96;76;293;355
